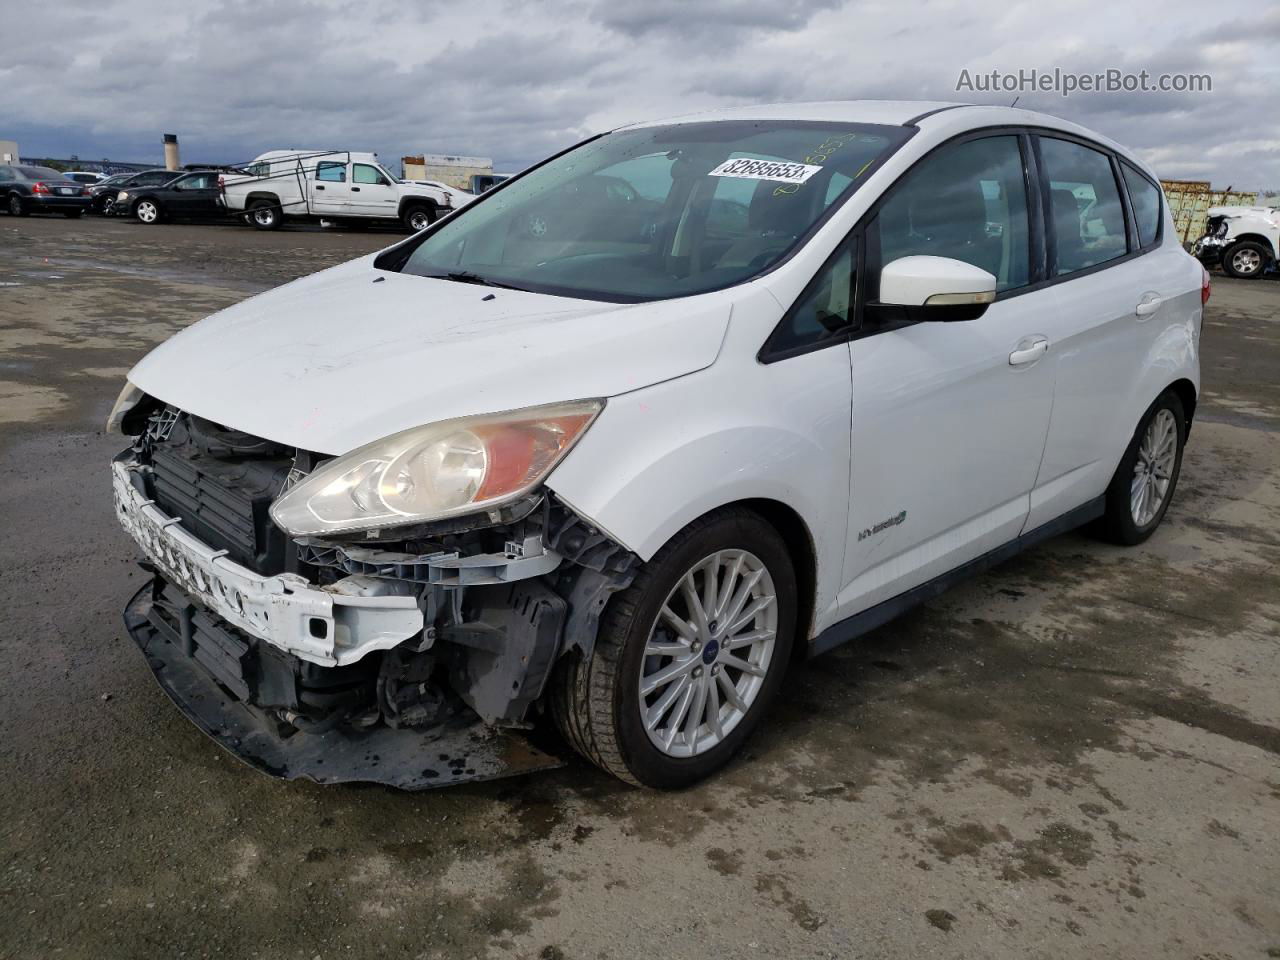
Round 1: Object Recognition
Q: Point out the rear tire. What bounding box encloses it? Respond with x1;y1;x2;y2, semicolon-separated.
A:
8;194;27;216
550;507;797;788
247;199;283;230
1097;390;1186;545
1221;240;1268;279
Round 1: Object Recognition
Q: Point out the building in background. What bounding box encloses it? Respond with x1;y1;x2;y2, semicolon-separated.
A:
402;153;495;192
0;140;19;163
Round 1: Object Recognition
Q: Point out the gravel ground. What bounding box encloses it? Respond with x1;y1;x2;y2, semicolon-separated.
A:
1;214;1277;960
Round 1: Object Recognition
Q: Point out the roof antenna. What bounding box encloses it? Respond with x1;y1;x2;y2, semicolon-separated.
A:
1010;95;1020;108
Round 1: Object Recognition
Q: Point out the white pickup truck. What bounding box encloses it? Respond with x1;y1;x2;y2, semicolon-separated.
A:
219;150;472;231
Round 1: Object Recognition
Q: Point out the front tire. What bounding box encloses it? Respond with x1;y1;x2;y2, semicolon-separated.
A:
1221;240;1268;279
134;199;161;224
1097;390;1186;545
403;204;436;232
551;508;797;788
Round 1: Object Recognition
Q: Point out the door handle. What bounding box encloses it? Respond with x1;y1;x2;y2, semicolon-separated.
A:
315;185;325;191
1135;292;1164;319
1009;336;1050;366
351;187;361;192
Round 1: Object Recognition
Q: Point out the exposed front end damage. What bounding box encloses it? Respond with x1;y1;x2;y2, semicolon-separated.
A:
114;406;637;788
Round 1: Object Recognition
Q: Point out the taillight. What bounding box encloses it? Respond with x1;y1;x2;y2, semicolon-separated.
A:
31;182;50;195
81;186;91;196
1201;266;1211;305
217;174;225;192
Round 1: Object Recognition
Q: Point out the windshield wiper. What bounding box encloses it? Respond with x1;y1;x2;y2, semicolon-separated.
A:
428;271;527;291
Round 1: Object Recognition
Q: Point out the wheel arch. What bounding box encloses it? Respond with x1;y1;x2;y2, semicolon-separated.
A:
244;191;281;208
398;197;437;219
1228;233;1276;258
733;498;818;656
1166;376;1197;435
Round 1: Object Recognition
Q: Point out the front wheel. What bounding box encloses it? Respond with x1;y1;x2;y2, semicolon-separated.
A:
1221;240;1268;279
134;199;161;224
1097;390;1186;545
402;204;436;232
550;508;796;788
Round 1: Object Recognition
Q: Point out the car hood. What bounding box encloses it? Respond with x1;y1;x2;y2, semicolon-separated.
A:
128;256;731;454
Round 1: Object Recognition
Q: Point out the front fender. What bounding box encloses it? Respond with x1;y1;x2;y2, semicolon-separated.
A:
546;329;853;634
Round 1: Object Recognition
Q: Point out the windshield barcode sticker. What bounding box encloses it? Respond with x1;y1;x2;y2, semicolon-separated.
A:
709;158;822;184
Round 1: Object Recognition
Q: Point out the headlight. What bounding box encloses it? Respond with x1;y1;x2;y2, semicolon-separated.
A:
106;381;145;434
117;191;129;200
270;400;602;537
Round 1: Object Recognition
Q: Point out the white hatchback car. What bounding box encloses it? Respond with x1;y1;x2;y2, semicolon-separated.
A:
109;101;1205;789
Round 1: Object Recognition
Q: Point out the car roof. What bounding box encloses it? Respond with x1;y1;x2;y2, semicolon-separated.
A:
616;100;1153;181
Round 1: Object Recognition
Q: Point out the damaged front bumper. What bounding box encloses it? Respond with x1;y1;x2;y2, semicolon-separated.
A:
112;458;425;667
123;580;562;788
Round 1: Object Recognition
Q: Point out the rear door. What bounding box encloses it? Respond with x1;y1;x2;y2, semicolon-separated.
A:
836;133;1058;618
348;163;399;219
1024;136;1175;529
309;159;350;215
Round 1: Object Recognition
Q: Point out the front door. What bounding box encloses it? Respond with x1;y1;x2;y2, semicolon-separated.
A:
836;134;1057;617
168;173;219;219
348;163;399;219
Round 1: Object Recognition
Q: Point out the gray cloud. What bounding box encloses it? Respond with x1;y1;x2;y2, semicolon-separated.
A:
0;0;1274;189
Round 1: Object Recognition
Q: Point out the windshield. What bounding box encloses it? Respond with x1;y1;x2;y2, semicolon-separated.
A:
389;120;911;302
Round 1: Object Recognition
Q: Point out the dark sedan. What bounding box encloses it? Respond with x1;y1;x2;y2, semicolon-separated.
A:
0;165;91;217
102;168;185;216
117;170;224;224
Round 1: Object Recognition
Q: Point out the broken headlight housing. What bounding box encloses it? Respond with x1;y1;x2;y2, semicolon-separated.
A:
105;381;145;434
270;400;602;537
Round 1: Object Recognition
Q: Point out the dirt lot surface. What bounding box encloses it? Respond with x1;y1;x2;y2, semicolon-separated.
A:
1;214;1277;960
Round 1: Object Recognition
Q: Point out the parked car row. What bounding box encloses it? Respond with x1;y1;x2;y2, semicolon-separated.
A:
3;151;475;232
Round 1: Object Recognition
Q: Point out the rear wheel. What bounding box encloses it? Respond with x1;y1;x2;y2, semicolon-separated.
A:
8;194;27;216
1097;390;1186;545
248;199;283;230
550;508;796;788
403;204;436;232
1221;240;1268;279
134;199;161;224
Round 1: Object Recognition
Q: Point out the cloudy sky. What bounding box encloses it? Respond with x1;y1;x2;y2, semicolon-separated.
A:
3;0;1277;189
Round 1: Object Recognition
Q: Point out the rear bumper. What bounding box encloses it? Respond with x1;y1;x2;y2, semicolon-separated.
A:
123;580;562;789
29;195;90;211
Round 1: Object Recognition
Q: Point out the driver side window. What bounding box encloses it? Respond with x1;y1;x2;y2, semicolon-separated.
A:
869;135;1031;294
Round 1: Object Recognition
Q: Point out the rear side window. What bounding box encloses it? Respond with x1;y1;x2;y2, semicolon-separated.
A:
316;162;346;182
870;135;1031;292
1121;163;1162;249
1038;138;1128;275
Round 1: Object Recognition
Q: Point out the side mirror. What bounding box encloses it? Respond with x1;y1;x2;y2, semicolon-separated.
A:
872;256;997;323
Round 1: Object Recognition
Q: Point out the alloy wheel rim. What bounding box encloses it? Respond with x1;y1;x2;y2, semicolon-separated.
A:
9;197;19;215
138;202;156;222
1131;408;1177;527
1231;249;1261;274
255;208;274;226
638;549;778;758
411;211;430;230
